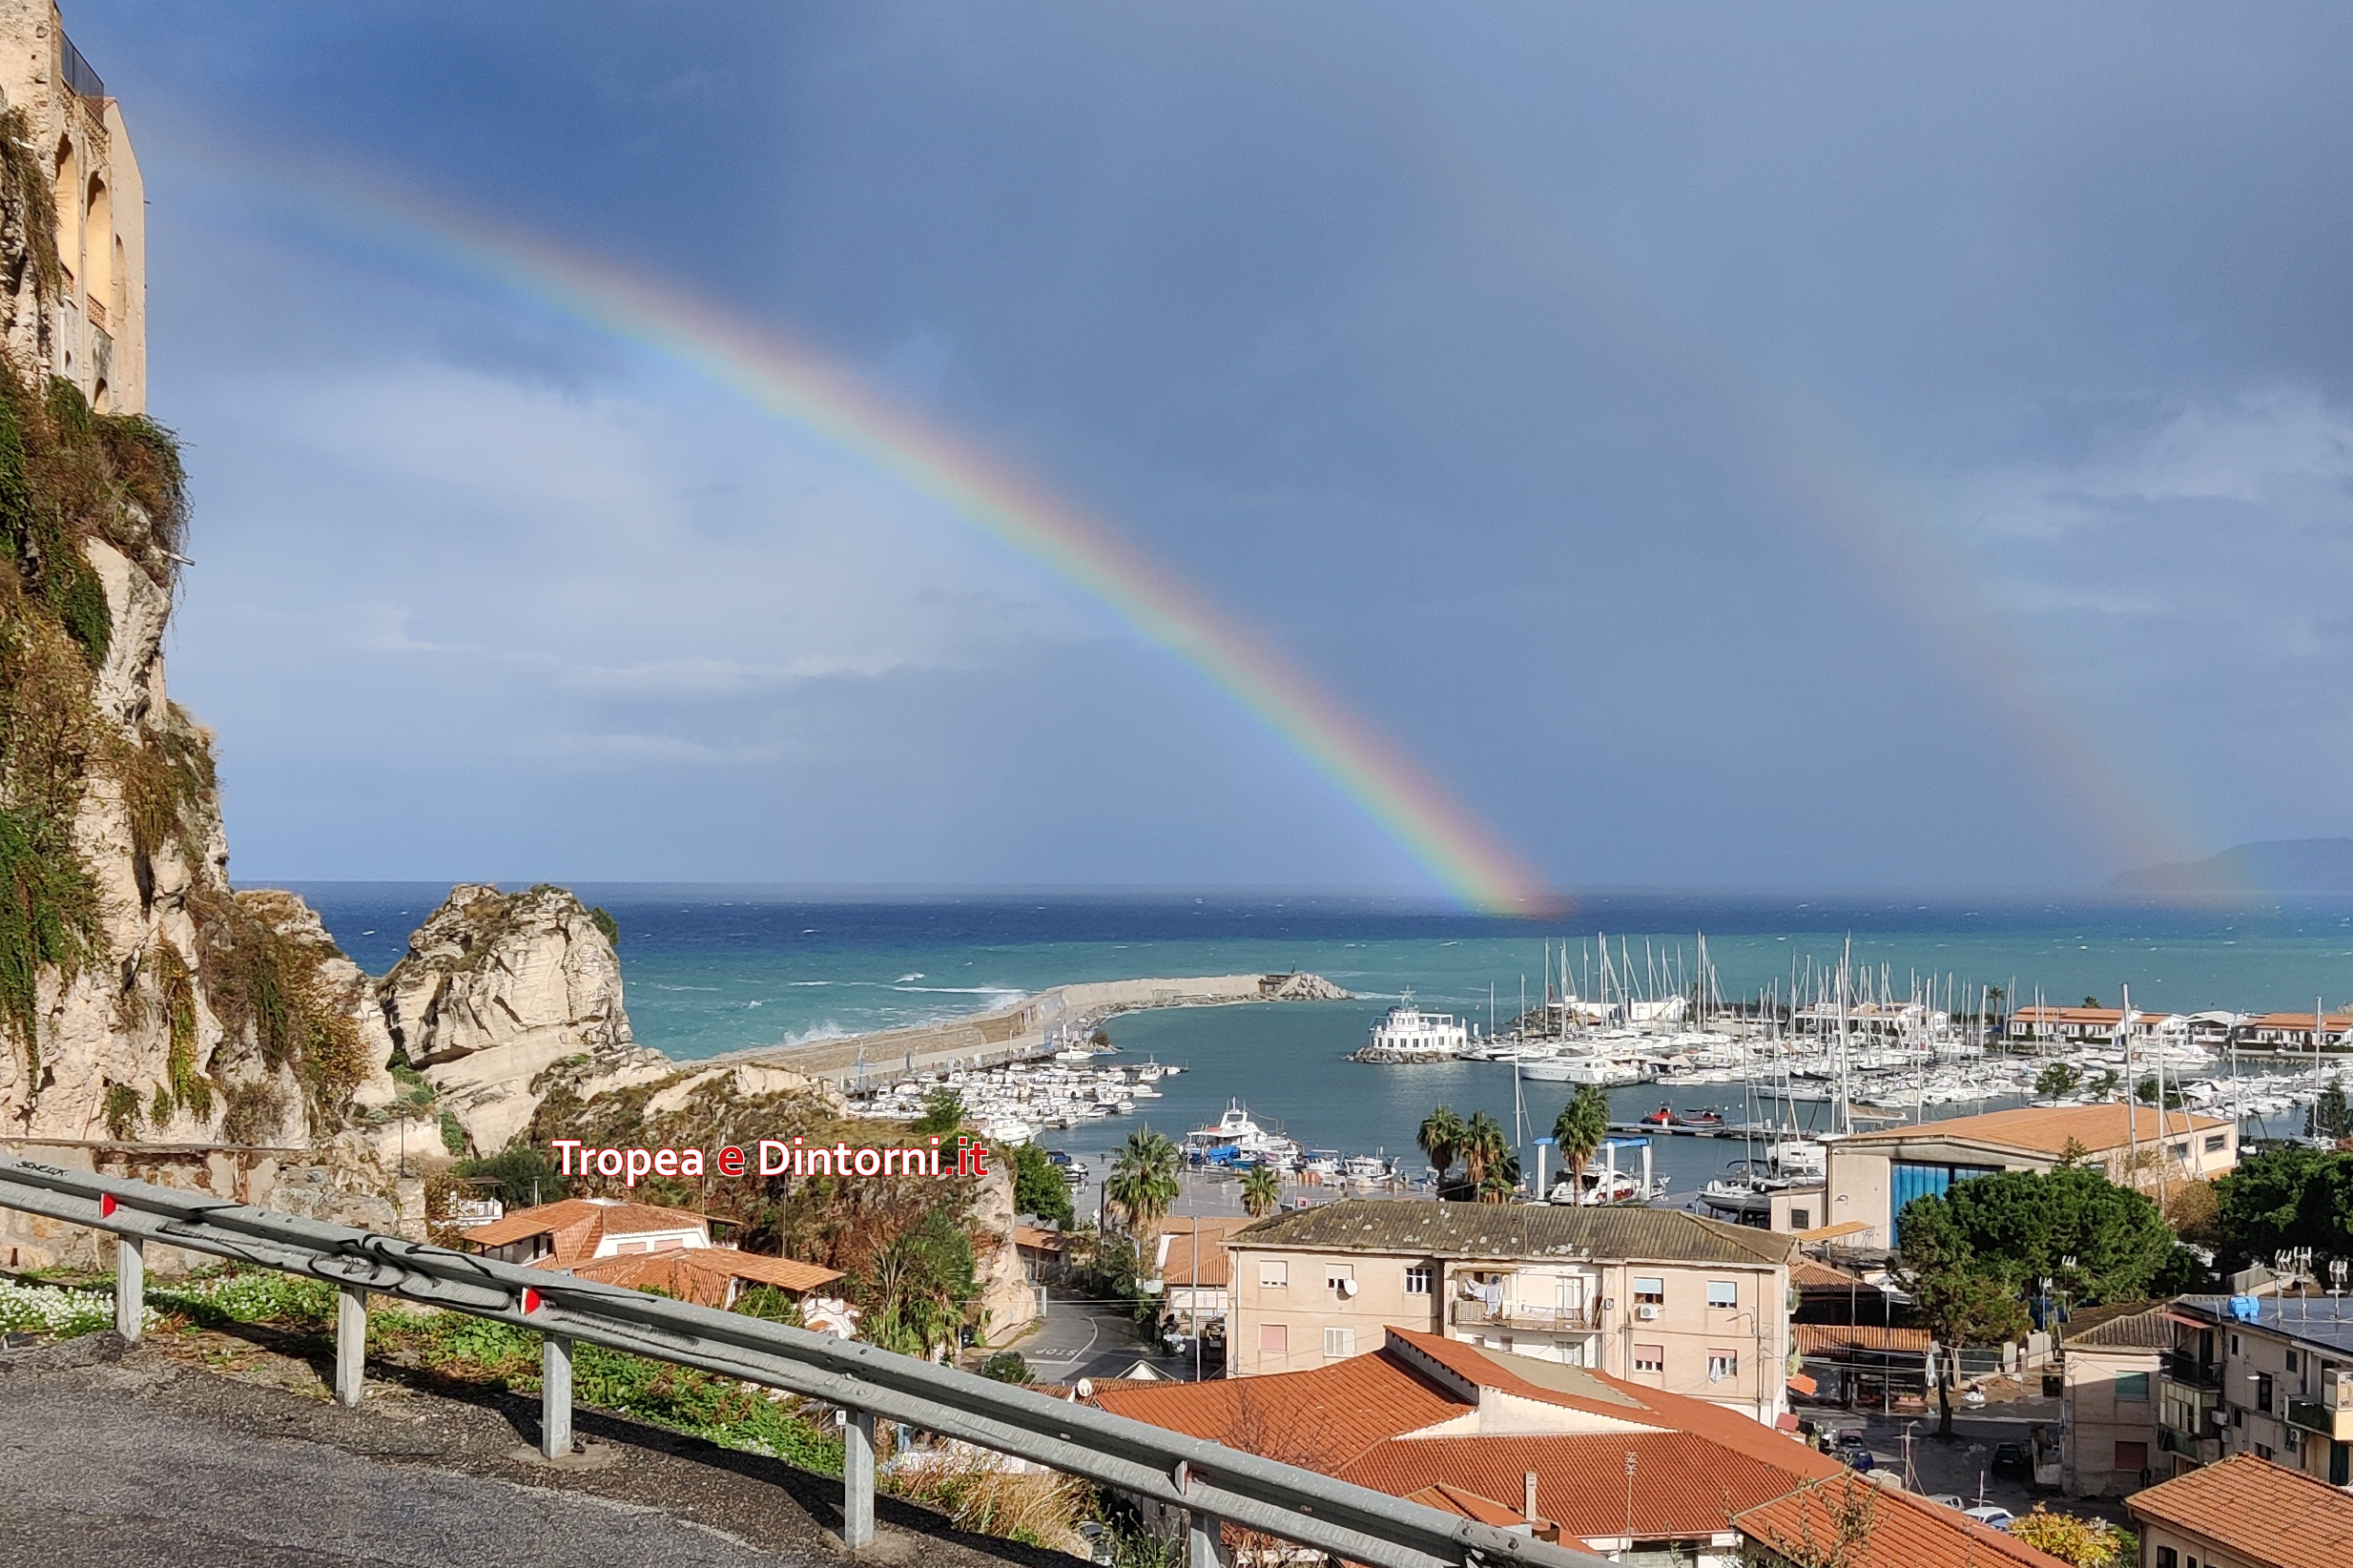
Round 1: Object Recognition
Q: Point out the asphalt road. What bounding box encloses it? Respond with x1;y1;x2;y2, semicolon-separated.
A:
0;1332;1076;1568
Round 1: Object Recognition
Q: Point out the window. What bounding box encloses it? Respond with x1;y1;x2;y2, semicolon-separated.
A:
1633;1344;1664;1373
1790;1207;1812;1230
1327;1264;1354;1291
1260;1260;1288;1289
1404;1266;1431;1295
2230;1332;2241;1355
2257;1373;2274;1413
1259;1324;1288;1354
1633;1277;1665;1306
1323;1327;1354;1358
2204;1133;2227;1153
2156;1549;2177;1568
2115;1372;2151;1402
1706;1281;1738;1310
2289;1350;2302;1373
2168;1142;2189;1160
1706;1351;1739;1382
2257;1442;2275;1461
2115;1440;2148;1472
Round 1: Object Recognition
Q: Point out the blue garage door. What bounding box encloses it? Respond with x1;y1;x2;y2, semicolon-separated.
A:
1891;1162;2002;1244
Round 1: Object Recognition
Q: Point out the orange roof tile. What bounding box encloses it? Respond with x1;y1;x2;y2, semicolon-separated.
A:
1013;1225;1065;1251
2126;1454;2353;1568
552;1245;840;1308
1793;1325;1930;1356
1089;1348;1468;1470
1835;1103;2225;1156
1345;1432;1826;1543
1790;1256;1863;1289
463;1197;712;1261
1401;1483;1547;1530
1738;1476;2071;1568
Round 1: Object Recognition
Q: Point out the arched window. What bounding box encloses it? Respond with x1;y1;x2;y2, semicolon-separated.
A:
90;378;107;413
52;135;76;283
84;175;109;317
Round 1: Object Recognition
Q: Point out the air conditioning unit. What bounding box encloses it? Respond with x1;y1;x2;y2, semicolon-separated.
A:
1636;1304;1661;1321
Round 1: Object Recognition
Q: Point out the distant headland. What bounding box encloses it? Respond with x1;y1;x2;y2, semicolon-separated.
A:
2110;838;2353;897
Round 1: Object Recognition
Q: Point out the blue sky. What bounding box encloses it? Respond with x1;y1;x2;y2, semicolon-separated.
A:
66;1;2353;896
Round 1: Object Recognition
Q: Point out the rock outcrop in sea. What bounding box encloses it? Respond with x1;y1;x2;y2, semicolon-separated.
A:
380;883;650;1155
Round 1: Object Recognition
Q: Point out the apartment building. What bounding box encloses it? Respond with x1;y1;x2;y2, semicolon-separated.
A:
2160;1295;2353;1487
1823;1104;2239;1248
0;0;145;412
1225;1198;1795;1424
2055;1302;2167;1496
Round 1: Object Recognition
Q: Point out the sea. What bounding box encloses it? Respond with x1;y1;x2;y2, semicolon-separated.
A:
284;885;2353;1200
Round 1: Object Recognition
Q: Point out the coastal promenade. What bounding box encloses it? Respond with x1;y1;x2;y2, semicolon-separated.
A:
725;972;1349;1088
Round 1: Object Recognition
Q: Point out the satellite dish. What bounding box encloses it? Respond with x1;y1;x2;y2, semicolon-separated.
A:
1341;1278;1359;1298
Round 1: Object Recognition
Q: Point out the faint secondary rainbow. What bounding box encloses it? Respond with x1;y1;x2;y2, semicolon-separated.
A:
229;167;1554;915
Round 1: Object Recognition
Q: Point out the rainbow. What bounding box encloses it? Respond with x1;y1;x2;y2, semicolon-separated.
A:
216;165;1556;914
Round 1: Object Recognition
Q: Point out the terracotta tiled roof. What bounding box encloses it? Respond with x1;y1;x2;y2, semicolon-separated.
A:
1737;1475;2072;1568
1790;1256;1863;1289
1013;1226;1065;1251
1401;1483;1546;1530
1345;1432;1827;1543
1792;1325;1930;1356
1149;1216;1249;1288
1088;1347;1470;1470
2126;1454;2353;1568
2060;1301;2172;1351
1229;1198;1795;1268
549;1246;842;1308
1835;1104;2224;1156
463;1198;712;1264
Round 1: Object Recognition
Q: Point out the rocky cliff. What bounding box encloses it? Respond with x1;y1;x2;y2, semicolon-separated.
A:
380;883;651;1155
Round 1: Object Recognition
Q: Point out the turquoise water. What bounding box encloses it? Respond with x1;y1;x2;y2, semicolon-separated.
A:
285;884;2353;1196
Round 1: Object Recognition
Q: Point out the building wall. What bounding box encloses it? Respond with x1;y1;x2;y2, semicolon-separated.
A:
1827;1125;2239;1249
2135;1521;2266;1568
0;0;145;412
2061;1345;2159;1496
2202;1317;2351;1482
1228;1242;1789;1423
1228;1245;1442;1374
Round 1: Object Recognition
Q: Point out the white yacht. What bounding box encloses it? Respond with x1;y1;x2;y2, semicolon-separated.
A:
1352;996;1470;1063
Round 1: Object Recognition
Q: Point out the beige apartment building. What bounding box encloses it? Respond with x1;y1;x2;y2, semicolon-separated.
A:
1225;1199;1796;1425
2055;1301;2166;1496
0;0;145;413
1823;1104;2239;1249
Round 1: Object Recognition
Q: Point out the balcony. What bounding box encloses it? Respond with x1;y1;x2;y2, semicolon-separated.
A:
2288;1398;2353;1442
2157;1425;2221;1464
2161;1350;2225;1392
1452;1298;1600;1333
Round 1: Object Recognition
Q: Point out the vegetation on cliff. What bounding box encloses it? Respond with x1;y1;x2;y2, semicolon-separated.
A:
523;1073;986;1357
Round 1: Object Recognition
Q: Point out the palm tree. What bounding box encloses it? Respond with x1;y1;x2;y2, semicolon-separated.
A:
1552;1085;1610;1196
1477;1149;1523;1205
1417;1104;1466;1186
1105;1125;1180;1232
1459;1110;1511;1196
1240;1165;1282;1218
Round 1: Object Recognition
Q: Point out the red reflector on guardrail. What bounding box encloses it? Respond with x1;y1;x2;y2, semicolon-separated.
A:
99;1194;115;1218
522;1288;543;1314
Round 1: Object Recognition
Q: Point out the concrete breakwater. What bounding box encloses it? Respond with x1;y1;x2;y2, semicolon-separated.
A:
727;972;1352;1088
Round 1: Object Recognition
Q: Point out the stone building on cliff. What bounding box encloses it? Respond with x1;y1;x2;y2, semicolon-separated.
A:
0;0;142;412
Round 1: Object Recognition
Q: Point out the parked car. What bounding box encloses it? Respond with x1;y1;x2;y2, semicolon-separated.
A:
1831;1434;1876;1473
1991;1441;2032;1477
1926;1495;1966;1511
1962;1506;2015;1531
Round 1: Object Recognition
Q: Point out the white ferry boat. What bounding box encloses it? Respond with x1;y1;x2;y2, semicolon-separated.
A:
1352;996;1470;1063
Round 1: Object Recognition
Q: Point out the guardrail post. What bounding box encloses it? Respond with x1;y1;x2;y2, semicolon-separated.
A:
114;1235;144;1341
842;1407;877;1551
334;1285;368;1407
1187;1509;1227;1568
542;1333;574;1458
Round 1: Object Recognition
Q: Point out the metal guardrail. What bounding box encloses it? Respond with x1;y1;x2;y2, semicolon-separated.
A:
0;1157;1607;1568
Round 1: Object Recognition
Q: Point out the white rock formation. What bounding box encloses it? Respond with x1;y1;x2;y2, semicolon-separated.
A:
380;884;645;1154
